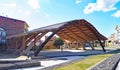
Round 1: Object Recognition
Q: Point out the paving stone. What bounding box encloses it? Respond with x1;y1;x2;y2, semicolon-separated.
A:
90;54;120;70
0;60;41;70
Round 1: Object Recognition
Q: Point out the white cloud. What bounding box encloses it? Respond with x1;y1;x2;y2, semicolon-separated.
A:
76;0;82;4
112;10;120;18
0;3;16;7
28;0;40;9
45;14;50;17
24;11;31;16
18;9;31;16
83;0;120;14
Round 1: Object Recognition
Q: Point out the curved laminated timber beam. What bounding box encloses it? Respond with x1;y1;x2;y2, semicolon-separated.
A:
6;19;107;56
25;32;47;54
79;20;106;52
34;29;60;56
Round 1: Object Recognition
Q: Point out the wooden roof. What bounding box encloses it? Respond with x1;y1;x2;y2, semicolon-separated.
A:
6;19;107;56
7;19;107;41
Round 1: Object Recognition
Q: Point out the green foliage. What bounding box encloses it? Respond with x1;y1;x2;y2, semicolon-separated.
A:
95;40;99;43
53;38;64;48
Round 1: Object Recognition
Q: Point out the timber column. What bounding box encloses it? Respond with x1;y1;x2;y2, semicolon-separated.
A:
81;42;86;50
21;35;26;55
90;41;95;50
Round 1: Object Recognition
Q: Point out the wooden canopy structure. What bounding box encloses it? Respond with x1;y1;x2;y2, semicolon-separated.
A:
6;19;107;56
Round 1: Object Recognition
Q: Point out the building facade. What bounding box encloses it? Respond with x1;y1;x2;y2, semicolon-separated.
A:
0;16;29;36
107;26;120;46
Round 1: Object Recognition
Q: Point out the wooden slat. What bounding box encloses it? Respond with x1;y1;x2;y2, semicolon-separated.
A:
58;31;80;49
65;28;86;42
35;32;47;42
59;31;76;42
25;32;47;50
35;30;59;56
74;24;95;40
26;33;40;44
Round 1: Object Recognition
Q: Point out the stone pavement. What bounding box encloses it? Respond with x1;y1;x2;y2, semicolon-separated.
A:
90;53;120;70
15;56;85;70
35;47;118;58
0;47;119;70
15;47;119;70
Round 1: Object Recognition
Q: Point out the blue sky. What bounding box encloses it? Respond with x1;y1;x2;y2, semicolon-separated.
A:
0;0;120;37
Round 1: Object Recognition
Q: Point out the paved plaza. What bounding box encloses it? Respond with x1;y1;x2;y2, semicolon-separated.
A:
0;47;119;70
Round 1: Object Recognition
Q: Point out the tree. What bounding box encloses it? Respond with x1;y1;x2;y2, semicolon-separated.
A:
95;40;99;47
53;38;64;51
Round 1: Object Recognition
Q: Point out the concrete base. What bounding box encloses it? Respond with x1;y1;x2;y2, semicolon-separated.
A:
0;60;41;70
